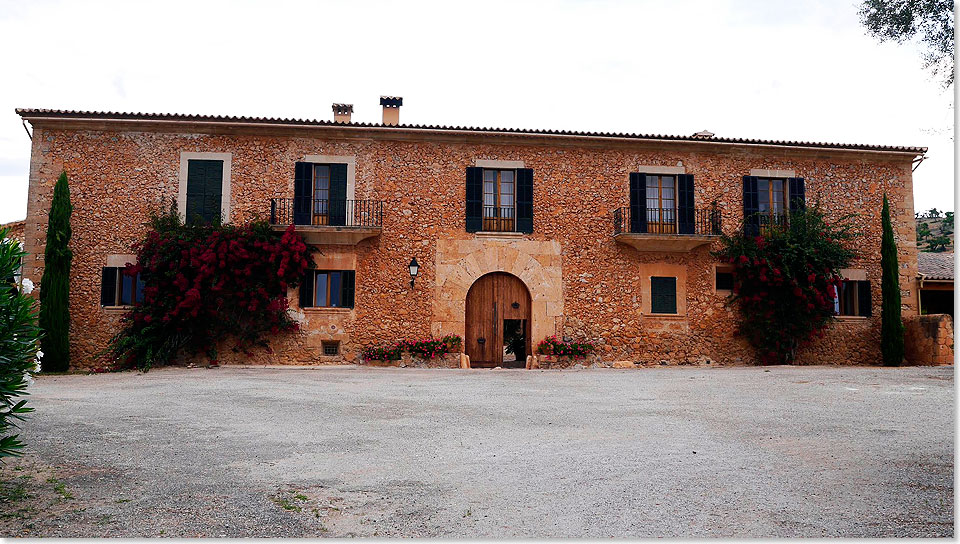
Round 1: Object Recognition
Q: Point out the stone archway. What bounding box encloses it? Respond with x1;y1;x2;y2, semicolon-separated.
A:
465;272;532;367
432;239;564;351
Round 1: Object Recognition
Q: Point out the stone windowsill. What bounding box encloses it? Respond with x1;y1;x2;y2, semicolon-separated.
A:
103;306;133;313
475;231;524;239
302;307;353;314
835;315;870;322
641;313;687;320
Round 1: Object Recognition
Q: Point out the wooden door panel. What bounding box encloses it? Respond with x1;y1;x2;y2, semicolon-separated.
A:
466;272;532;367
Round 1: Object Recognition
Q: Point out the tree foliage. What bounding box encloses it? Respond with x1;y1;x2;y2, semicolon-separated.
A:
881;194;905;365
716;208;857;364
38;172;72;372
107;205;312;370
0;229;40;458
859;0;955;86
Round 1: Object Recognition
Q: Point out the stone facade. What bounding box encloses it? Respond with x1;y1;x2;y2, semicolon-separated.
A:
16;110;924;369
905;314;954;365
1;219;25;243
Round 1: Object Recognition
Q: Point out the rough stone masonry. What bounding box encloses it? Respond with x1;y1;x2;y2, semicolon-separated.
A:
15;107;925;369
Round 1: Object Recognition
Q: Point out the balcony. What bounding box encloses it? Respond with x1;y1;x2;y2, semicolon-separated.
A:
269;198;383;245
613;207;722;252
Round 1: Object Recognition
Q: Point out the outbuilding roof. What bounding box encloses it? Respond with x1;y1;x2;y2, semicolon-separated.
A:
918;252;955;281
15;108;927;155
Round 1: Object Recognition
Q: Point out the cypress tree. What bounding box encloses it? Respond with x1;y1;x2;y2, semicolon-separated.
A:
880;193;905;366
39;172;72;372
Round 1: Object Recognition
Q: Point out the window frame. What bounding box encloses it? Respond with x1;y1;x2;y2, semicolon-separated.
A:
650;276;678;315
756;177;789;232
312;164;331;224
835;279;870;317
481;168;517;232
101;267;144;308
644;174;677;233
301;269;355;309
714;265;735;294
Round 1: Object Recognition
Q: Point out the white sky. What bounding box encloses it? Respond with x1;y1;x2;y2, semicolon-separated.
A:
0;0;954;224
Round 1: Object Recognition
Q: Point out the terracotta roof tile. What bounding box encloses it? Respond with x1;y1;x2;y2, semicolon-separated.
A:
15;108;927;154
918;252;954;281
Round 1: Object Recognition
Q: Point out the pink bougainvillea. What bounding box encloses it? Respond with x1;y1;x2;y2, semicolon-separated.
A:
716;207;857;364
107;206;312;370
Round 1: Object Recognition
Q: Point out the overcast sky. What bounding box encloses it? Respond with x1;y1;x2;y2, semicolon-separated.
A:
0;0;953;224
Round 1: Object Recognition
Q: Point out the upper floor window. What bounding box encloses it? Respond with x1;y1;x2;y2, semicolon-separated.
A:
101;267;144;307
465;167;533;234
483;169;516;232
294;162;348;226
645;175;677;233
743;176;805;236
185;159;224;225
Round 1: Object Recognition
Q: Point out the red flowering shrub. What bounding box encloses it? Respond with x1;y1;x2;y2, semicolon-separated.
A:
107;206;312;370
536;335;595;359
716;207;857;364
361;334;463;362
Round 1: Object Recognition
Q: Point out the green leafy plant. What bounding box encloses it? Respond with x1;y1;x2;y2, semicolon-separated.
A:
716;207;857;364
107;204;312;371
361;334;463;362
536;335;595;359
38;171;72;372
881;194;905;366
0;228;40;458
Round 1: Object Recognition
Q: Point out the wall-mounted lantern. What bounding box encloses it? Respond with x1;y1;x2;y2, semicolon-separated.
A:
408;257;420;288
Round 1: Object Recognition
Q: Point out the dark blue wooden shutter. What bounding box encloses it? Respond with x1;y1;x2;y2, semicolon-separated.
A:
677;174;695;235
294;162;313;226
341;270;356;309
299;271;315;308
650;277;677;314
465;167;483;232
629;173;647;233
186;160;222;225
858;280;872;317
516;168;534;234
328;164;348;226
743;176;760;237
789;177;806;213
101;267;117;306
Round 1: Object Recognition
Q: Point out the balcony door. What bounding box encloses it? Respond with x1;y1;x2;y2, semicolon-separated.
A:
482;169;515;232
645;174;676;234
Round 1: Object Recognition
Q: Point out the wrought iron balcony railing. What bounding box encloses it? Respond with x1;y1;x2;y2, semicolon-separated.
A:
613;207;722;236
482;205;516;232
270;199;383;228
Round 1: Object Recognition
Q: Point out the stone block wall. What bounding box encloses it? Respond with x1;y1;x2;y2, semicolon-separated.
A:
905;314;954;365
18;118;921;368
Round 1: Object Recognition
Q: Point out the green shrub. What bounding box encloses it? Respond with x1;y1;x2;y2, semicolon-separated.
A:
536;336;595;359
0;229;40;458
38;172;72;372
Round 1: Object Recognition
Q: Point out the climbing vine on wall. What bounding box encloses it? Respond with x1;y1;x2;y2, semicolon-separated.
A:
716;208;858;364
107;205;312;370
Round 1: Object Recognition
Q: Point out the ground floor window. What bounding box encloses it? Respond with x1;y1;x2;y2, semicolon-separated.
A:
650;276;678;314
715;266;734;293
101;267;144;307
299;270;355;309
322;341;340;356
835;280;872;317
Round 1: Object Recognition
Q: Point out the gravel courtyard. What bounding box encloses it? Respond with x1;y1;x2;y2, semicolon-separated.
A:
1;365;953;537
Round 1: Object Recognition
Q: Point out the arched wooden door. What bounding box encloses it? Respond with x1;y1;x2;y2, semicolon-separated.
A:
465;272;532;368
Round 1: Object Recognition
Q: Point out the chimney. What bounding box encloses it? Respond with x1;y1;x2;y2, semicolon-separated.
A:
380;96;402;126
332;103;353;123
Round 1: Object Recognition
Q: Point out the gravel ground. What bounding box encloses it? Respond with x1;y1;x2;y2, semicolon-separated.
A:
0;365;953;537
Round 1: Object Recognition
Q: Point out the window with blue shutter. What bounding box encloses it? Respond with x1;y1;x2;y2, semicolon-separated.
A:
185;160;223;225
650;276;678;314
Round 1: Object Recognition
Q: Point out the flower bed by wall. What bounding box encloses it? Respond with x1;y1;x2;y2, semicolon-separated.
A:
361;334;462;367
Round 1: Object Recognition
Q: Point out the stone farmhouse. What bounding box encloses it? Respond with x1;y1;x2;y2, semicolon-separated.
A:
15;99;930;368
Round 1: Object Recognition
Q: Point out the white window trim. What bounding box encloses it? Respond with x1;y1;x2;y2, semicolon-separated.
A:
475;159;525;169
304;155;356;201
178;152;233;223
750;168;796;178
637;165;685;175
